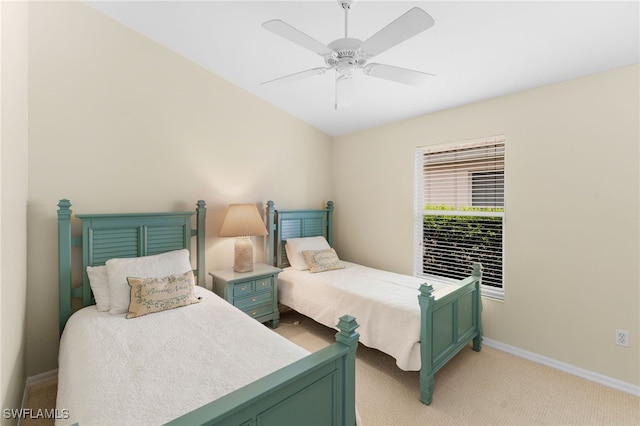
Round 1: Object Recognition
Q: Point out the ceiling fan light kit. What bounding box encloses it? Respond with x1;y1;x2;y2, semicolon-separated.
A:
261;0;435;109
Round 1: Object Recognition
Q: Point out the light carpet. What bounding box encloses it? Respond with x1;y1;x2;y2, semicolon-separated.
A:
275;310;639;426
23;310;639;425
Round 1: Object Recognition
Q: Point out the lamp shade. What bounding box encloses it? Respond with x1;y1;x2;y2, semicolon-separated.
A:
219;204;268;237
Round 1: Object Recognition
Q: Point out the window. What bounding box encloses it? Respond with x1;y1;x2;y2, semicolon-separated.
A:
414;136;505;299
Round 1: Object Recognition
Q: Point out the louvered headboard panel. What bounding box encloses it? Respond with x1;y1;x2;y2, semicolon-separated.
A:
57;200;206;334
265;200;334;268
80;215;193;268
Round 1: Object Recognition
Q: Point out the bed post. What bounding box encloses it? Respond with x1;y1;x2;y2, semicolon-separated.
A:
265;201;276;266
195;200;206;287
472;262;484;352
335;315;359;426
58;199;72;336
418;283;435;405
326;201;334;246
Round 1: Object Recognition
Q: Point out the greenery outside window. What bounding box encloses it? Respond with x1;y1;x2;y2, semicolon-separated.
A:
414;136;505;299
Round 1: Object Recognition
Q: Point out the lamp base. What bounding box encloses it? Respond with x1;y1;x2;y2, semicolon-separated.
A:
233;237;254;273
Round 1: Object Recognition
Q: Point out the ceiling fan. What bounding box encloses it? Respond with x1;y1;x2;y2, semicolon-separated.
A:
261;0;435;109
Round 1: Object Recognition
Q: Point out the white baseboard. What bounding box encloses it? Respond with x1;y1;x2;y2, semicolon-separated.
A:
483;338;640;397
19;370;58;426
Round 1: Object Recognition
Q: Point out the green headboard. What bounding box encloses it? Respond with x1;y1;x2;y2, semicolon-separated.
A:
265;200;333;268
57;199;206;335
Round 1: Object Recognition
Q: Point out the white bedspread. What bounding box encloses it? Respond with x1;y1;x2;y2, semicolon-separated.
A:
56;287;309;426
278;261;452;371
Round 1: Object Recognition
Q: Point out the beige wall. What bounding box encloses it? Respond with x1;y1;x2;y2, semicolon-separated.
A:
333;65;640;387
1;0;29;420
26;2;332;376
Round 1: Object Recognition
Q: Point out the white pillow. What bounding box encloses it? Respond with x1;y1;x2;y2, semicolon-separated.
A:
285;236;331;270
86;265;110;312
106;249;193;314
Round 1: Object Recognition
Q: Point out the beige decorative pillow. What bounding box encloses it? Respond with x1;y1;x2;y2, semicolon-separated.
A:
302;248;345;273
126;270;199;319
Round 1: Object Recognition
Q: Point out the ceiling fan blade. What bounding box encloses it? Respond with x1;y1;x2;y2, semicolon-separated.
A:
360;8;434;58
335;73;355;110
262;19;335;57
262;67;331;86
364;63;435;87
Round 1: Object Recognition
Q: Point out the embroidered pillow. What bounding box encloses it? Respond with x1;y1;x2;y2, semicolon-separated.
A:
86;265;111;312
126;270;199;319
106;249;193;314
302;248;345;273
285;236;331;270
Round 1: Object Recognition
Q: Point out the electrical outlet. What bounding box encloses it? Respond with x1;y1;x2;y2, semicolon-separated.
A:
615;329;629;347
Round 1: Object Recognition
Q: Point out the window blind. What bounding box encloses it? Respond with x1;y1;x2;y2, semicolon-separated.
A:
414;136;505;298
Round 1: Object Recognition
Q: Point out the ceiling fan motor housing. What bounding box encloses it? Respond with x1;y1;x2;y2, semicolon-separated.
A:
326;38;367;75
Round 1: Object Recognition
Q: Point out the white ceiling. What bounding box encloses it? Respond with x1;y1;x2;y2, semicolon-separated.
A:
85;1;639;136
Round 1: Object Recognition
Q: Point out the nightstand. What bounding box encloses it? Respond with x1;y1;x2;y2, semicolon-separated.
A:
209;263;282;328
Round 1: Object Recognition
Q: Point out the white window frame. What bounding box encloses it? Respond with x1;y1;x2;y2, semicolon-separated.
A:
413;135;506;300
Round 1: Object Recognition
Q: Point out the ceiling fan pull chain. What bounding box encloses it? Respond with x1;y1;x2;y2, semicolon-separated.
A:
334;70;339;110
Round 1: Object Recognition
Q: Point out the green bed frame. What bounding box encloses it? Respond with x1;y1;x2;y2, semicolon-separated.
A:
57;199;359;426
265;200;483;405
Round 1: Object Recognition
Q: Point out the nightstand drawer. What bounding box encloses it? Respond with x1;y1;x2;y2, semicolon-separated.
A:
254;277;273;291
242;302;273;319
233;282;254;296
234;291;273;309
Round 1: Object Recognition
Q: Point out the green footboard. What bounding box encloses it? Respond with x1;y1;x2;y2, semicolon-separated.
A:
166;315;359;426
418;263;483;405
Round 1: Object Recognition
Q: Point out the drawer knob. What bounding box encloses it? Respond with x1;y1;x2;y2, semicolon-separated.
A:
251;297;257;302
251;311;257;316
241;285;247;291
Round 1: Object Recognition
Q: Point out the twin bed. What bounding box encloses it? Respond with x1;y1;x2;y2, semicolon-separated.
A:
56;198;483;425
265;200;483;405
56;200;358;426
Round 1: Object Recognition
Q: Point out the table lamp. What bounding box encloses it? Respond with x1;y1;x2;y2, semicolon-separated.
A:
219;203;268;272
